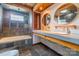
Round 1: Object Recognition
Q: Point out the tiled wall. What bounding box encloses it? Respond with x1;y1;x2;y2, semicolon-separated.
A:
1;6;32;37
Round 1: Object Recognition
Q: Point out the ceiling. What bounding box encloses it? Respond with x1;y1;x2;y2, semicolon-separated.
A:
33;3;54;12
22;3;36;7
21;3;54;12
7;3;54;13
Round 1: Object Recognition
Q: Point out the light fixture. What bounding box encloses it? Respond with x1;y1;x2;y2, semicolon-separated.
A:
39;7;43;10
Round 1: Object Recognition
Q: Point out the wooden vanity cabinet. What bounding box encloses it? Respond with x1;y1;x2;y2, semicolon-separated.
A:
14;39;32;48
0;43;14;49
40;38;79;56
33;34;41;44
0;39;32;50
34;34;79;56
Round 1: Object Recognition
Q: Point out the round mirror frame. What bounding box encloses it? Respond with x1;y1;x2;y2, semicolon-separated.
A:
42;13;51;26
54;3;77;24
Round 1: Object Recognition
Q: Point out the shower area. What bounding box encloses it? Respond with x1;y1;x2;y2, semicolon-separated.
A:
0;5;32;37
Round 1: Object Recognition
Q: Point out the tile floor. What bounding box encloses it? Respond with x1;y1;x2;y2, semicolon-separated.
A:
19;43;61;56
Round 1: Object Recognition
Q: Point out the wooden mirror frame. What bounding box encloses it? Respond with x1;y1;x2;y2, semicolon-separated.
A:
54;3;77;24
42;13;51;26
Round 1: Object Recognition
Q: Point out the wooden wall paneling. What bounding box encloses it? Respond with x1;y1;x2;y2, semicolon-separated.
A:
33;12;41;30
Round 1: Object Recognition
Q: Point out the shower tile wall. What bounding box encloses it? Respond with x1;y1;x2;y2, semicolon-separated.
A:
2;8;31;37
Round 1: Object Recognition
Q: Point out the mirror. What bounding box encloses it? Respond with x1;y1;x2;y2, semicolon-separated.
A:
54;3;77;24
42;13;51;26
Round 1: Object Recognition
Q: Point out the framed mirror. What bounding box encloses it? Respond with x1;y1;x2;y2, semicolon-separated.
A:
42;13;51;26
54;3;77;24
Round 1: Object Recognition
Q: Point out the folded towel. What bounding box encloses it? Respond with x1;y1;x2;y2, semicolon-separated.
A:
0;50;19;56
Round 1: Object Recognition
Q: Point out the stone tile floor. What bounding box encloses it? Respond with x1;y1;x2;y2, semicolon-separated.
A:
19;43;61;56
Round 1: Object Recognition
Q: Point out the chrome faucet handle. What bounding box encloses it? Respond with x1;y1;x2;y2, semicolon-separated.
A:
67;27;71;34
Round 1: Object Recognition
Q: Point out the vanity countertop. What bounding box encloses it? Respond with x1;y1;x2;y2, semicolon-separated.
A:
33;30;79;45
0;35;32;44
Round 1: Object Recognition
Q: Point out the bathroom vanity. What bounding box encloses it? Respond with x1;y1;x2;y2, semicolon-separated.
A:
33;3;79;56
0;35;32;49
33;30;79;56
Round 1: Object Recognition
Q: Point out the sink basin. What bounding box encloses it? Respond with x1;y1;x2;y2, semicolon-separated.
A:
52;32;68;35
34;30;68;35
42;31;68;35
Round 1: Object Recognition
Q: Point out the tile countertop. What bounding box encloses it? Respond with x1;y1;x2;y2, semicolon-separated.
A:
33;30;79;45
0;35;32;44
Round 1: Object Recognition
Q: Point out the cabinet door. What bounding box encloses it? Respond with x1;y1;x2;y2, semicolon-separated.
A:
25;39;32;46
0;43;14;49
14;40;25;47
14;40;32;48
33;34;40;44
0;6;3;33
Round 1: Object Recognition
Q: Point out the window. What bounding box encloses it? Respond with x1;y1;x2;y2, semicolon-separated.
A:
11;14;24;21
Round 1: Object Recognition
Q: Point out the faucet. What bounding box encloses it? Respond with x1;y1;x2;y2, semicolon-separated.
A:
46;26;50;31
66;27;71;34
